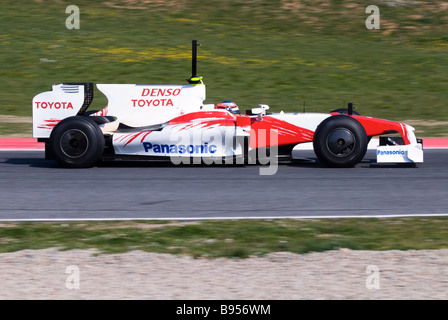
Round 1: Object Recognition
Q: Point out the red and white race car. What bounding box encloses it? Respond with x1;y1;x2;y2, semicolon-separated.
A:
32;41;423;168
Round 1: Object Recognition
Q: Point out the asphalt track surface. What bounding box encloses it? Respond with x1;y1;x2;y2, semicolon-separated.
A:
0;148;447;221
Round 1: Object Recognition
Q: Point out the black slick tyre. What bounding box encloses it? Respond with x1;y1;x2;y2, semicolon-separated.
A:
49;116;105;168
88;116;115;125
313;115;368;168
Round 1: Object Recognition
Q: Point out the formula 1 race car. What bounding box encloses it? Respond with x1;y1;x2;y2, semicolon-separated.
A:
32;41;423;168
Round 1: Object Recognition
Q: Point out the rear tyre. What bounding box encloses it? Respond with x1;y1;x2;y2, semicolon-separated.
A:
87;116;115;125
49;116;105;168
313;115;367;168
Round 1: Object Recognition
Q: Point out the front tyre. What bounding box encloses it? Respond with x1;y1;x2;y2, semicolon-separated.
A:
313;115;368;168
330;108;360;116
49;116;105;168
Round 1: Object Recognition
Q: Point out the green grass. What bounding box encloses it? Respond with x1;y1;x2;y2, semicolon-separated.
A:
1;218;448;258
0;0;448;137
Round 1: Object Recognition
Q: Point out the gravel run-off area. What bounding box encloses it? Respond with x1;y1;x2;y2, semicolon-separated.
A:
1;248;448;299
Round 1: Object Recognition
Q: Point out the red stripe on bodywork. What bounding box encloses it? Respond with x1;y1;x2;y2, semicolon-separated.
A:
121;131;152;147
352;116;412;145
249;116;315;148
169;111;236;125
37;119;60;130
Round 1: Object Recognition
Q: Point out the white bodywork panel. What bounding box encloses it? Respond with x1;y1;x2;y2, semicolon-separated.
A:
32;83;206;138
269;112;331;132
32;84;85;138
113;121;242;158
96;83;206;127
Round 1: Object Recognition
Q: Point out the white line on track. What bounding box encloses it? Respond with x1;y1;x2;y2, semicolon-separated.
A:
2;213;448;222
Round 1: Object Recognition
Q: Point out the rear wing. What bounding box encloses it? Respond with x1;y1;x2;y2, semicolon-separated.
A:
32;83;93;138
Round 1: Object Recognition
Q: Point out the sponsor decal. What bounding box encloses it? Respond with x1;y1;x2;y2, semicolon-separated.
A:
35;101;74;109
131;88;182;108
143;142;217;154
377;149;405;155
131;99;174;107
141;88;181;97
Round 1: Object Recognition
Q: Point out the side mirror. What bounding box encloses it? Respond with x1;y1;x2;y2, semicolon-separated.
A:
250;104;270;118
258;104;270;112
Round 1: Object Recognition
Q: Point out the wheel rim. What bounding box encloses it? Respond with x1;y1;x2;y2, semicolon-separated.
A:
326;128;356;157
60;129;89;158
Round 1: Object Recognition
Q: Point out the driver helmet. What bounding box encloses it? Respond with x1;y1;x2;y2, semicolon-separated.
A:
215;100;241;115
